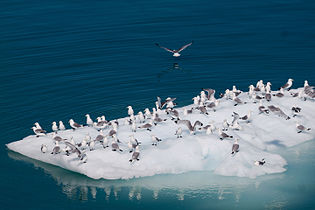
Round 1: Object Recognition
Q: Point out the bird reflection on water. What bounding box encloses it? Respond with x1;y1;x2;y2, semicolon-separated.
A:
157;63;190;83
7;150;284;203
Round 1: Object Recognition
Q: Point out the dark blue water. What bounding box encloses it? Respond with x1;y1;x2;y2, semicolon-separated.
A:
1;0;315;209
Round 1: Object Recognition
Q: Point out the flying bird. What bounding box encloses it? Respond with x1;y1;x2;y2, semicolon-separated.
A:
155;41;193;57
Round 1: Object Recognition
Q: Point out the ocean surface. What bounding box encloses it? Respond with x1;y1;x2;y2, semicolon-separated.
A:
1;0;315;209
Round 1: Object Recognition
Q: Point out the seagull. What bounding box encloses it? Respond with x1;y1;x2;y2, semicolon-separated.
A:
231;139;239;155
94;130;105;142
69;119;83;130
111;138;123;152
258;100;269;114
291;106;301;117
51;142;61;154
137;112;145;123
240;111;253;123
88;140;95;151
202;88;215;100
52;121;58;133
31;126;46;137
138;120;153;131
128;136;140;153
281;78;293;90
34;122;42;129
151;135;162;146
58;121;66;130
232;94;245;106
85;114;94;127
166;108;180;120
268;105;290;120
207;100;219;112
155;41;193;57
197;106;209;115
222;119;229;131
52;133;66;142
41;144;47;153
183;107;193;115
254;159;265;166
127;106;134;116
265;91;272;101
144;108;151;119
273;88;284;97
296;123;311;133
102;136;109;149
129;146;140;162
153;114;167;124
174;120;203;135
217;128;233;140
175;127;183;138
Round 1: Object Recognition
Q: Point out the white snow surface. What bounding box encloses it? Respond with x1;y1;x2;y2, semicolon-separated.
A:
6;87;315;180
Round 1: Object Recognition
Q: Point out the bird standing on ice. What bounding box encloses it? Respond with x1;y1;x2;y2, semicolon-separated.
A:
69;119;83;130
59;121;65;130
155;41;193;57
231;139;239;155
175;127;183;138
31;126;46;137
127;106;134;116
52;121;58;133
41;144;47;153
281;78;294;90
85;114;93;127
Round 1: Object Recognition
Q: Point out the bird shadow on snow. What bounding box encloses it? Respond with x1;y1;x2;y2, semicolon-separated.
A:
264;140;287;148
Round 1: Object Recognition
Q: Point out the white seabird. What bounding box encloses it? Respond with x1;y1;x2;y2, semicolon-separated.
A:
34;122;42;129
291;106;301;117
296;123;311;133
31;126;46;137
127;106;134;116
144;108;151;119
101;136;108;148
217;128;233;140
41;144;47;153
151;134;162;146
155;41;193;57
138;120;153;131
52;133;66;142
222;119;229;131
69;119;83;130
239;111;253;123
59;121;66;130
281;78;293;90
51;141;61;154
202;88;215;101
111;138;123;152
85;114;94;127
254;159;265;166
174;120;203;135
131;121;137;132
94;130;104;142
129;146;140;162
231;139;239;155
52;121;58;133
175;127;183;138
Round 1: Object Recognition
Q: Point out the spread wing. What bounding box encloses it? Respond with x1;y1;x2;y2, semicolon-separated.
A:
177;41;193;53
155;43;175;53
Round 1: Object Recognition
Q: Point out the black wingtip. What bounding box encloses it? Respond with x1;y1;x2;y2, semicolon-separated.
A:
155;43;159;47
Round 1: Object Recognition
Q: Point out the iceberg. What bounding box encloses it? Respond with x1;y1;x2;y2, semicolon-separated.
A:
6;85;315;180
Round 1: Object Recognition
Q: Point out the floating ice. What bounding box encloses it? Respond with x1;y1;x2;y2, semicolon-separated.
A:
6;86;315;180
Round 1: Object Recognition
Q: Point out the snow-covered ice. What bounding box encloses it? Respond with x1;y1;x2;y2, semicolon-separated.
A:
6;85;315;180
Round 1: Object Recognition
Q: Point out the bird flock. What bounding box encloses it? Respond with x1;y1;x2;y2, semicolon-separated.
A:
33;79;314;166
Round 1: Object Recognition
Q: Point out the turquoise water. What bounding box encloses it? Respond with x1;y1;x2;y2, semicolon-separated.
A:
1;0;315;209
